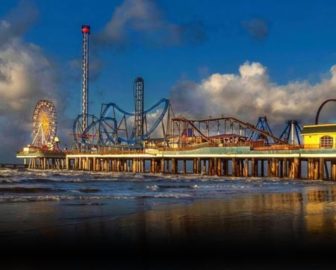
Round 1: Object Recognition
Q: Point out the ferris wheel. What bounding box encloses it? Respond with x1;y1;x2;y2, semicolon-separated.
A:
32;100;57;148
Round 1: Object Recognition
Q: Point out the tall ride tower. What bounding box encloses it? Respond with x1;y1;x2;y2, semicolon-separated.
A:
134;77;144;143
81;25;90;132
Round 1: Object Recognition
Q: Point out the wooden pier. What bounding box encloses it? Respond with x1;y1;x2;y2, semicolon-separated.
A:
16;146;336;180
16;149;66;170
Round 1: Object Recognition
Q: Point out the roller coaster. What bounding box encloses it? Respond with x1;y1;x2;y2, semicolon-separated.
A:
170;116;289;148
74;110;305;149
73;98;172;147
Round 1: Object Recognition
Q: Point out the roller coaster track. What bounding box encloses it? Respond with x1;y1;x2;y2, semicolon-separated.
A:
74;99;171;146
172;116;286;144
315;99;336;124
101;98;170;142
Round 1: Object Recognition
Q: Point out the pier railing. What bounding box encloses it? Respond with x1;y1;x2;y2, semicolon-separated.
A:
66;148;146;155
253;144;303;151
64;143;308;155
303;144;325;149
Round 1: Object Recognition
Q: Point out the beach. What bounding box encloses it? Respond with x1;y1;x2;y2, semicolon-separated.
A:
1;169;336;269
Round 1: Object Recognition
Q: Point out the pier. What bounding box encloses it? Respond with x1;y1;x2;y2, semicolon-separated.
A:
16;148;66;170
16;146;336;180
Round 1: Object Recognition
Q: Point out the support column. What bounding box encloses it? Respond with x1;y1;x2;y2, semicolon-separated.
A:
267;159;271;177
278;159;283;178
132;159;135;173
283;158;287;178
319;158;324;180
251;158;255;177
313;159;319;180
232;158;236;177
307;159;312;180
332;160;336;181
161;159;165;173
66;157;69;170
208;159;213;176
237;159;242;177
196;158;201;175
293;158;300;179
217;158;222;176
275;159;279;177
243;159;249;177
288;159;293;179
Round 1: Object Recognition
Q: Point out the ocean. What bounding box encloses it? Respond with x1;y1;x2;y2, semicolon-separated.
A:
1;168;336;269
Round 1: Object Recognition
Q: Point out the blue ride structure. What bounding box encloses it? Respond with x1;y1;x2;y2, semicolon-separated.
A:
73;79;172;148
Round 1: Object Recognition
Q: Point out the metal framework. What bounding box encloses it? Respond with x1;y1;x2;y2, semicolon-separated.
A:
73;114;99;146
249;116;274;144
279;120;302;145
81;25;90;132
73;98;172;147
134;77;144;143
171;116;286;147
32;100;57;148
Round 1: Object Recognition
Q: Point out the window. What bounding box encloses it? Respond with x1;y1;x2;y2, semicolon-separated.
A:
320;136;333;148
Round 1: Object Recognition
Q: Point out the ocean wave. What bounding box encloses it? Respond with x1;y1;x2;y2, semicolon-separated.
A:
157;184;199;189
153;193;192;198
0;195;63;202
0;187;66;193
78;188;101;193
146;184;159;191
20;178;60;183
0;194;137;203
0;191;194;203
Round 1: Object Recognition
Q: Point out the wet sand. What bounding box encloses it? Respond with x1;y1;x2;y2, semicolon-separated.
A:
1;187;336;269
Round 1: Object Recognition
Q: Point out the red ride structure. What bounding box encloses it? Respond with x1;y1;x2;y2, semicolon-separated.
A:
81;25;90;133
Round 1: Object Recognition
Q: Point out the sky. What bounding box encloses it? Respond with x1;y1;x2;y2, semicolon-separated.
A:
2;0;336;162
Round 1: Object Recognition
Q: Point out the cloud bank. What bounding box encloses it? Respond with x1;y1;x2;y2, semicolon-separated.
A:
96;0;206;48
0;2;62;163
170;62;336;132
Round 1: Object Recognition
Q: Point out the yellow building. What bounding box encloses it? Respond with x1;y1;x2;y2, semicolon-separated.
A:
301;123;336;149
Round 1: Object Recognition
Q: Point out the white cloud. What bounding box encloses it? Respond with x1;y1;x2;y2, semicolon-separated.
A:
0;40;57;113
170;62;336;131
96;0;206;48
0;3;62;162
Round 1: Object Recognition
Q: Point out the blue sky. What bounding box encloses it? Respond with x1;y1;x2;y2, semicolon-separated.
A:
1;0;336;104
2;0;336;162
4;0;336;106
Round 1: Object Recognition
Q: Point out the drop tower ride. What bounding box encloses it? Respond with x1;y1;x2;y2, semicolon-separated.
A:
81;25;90;132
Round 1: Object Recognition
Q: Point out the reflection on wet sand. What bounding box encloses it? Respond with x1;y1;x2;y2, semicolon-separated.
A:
2;185;336;268
116;186;336;256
